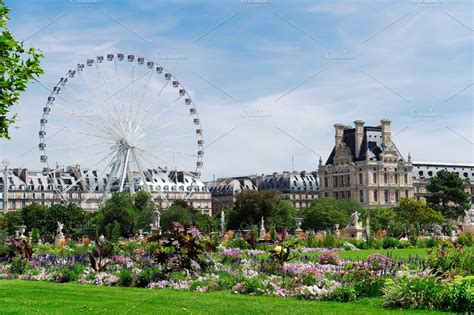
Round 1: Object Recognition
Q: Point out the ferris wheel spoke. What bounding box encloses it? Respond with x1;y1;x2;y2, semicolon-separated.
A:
137;147;182;171
51;101;110;135
61;149;116;195
95;62;122;123
60;78;109;125
79;153;120;207
138;80;170;125
128;60;137;120
47;124;110;141
141;96;183;130
77;69;119;126
131;149;150;192
132;69;154;123
147;133;194;141
46;141;112;151
144;144;197;158
113;58;127;120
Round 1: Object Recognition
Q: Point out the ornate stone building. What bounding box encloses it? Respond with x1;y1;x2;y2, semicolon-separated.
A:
318;119;414;207
0;167;212;214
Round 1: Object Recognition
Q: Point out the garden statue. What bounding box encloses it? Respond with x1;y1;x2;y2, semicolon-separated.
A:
295;217;303;233
138;229;144;241
340;211;364;240
153;208;161;229
220;211;225;235
55;222;66;245
259;217;266;241
463;208;474;234
334;224;340;238
347;211;361;228
99;234;105;242
365;215;370;240
57;222;64;236
150;208;162;236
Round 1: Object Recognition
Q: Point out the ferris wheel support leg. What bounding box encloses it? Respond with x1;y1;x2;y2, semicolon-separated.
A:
119;148;131;192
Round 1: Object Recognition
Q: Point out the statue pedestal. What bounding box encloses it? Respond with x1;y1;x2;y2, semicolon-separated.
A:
55;233;66;246
151;227;162;236
340;226;364;240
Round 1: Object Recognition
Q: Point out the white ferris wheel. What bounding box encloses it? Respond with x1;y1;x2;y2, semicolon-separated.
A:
38;53;204;204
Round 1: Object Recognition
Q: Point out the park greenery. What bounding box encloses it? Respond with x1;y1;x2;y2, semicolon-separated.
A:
0;168;472;313
0;0;44;139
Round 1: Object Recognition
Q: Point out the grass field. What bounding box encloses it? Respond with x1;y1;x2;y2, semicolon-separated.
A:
294;246;474;261
0;280;452;314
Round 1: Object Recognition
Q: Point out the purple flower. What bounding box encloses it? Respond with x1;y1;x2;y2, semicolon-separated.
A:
187;226;202;238
172;222;185;232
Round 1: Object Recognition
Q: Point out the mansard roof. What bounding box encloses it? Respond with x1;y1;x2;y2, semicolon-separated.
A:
325;125;404;165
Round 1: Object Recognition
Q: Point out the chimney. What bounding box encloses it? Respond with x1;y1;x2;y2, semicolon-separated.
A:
380;119;392;148
354;120;365;159
334;123;345;150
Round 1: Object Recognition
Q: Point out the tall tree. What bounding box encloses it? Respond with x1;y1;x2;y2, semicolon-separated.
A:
227;190;296;231
99;192;136;237
0;0;43;138
301;198;362;231
133;190;155;230
425;170;471;221
394;198;444;226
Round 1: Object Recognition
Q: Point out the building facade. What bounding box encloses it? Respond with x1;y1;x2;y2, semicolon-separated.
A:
0;166;212;214
318;119;414;207
412;162;474;203
208;171;319;212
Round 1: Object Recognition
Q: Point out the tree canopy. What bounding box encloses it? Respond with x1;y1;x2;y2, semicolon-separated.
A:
425;170;471;221
301;197;362;231
0;0;44;138
227;190;296;231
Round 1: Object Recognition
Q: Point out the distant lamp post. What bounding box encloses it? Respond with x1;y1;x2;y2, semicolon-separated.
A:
2;159;10;214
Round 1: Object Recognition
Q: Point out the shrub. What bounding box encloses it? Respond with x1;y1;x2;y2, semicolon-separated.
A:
424;237;438;248
343;262;385;297
227;237;250;250
440;276;474;312
50;264;85;283
322;235;337;249
382;237;399;249
427;240;465;276
9;256;31;274
383;276;444;310
397;240;411;249
118;269;133;287
367;254;394;271
317;251;340;265
458;232;473;247
383;275;474;312
322;286;357;302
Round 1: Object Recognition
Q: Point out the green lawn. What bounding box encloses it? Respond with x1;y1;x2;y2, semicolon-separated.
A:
295;247;474;261
0;280;451;314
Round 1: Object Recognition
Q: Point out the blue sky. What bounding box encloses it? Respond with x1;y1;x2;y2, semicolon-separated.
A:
0;0;472;180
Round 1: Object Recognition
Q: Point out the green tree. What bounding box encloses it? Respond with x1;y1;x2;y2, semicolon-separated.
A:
227;190;295;231
99;192;136;237
301;198;362;231
362;206;395;233
160;202;193;230
133;191;155;231
392;197;444;238
425;170;471;221
46;203;86;236
0;0;44;138
20;203;48;235
4;210;23;235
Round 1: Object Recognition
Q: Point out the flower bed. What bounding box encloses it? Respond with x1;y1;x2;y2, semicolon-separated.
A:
1;230;473;313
